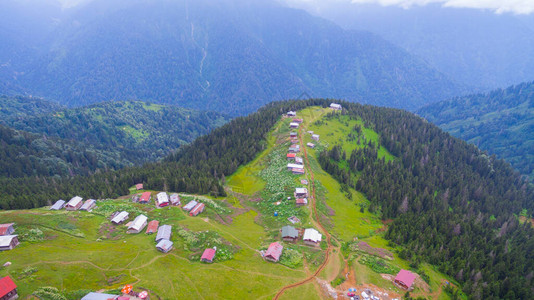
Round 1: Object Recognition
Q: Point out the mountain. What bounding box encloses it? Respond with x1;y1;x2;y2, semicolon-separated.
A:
0;0;465;115
418;81;534;180
287;2;534;90
1;99;229;166
0;99;532;299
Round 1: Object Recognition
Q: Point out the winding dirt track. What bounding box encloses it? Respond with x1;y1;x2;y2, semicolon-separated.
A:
273;120;334;300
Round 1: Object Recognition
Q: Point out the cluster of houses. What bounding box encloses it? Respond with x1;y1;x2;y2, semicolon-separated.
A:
109;211;174;253
50;196;97;211
0;223;18;251
132;191;181;207
131;191;204;217
263;226;322;263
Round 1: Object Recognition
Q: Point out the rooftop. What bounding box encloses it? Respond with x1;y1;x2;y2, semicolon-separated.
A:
0;276;17;298
201;248;216;261
0;223;14;236
0;235;18;247
395;269;416;289
303;228;322;242
281;225;299;238
129;214;148;231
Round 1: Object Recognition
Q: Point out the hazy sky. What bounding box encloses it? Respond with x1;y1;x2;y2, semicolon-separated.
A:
285;0;534;14
54;0;534;15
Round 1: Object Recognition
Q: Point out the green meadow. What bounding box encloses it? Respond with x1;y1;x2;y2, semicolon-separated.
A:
0;106;456;299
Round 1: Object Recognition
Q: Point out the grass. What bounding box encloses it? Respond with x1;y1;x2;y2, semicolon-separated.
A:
307;114;395;162
0;105;454;299
120;125;148;142
141;102;164;112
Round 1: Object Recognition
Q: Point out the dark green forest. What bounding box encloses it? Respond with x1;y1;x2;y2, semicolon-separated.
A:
418;81;534;180
317;108;533;299
0;95;64;119
0;124;130;177
0;99;532;299
1;98;228;169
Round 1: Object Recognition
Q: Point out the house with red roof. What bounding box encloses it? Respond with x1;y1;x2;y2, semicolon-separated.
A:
201;248;216;263
0;224;15;236
296;198;308;206
146;220;159;234
264;242;283;262
394;269;416;290
189;203;205;216
139;192;151;204
287;153;296;161
292;168;305;175
136;183;144;190
0;276;17;300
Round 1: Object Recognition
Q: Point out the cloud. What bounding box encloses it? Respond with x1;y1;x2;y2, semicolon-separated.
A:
348;0;534;14
285;0;534;15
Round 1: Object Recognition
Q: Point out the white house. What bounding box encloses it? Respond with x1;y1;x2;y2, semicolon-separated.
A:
330;103;342;110
65;196;83;211
156;192;170;207
303;228;322;246
295;187;308;198
111;211;129;224
287;163;304;170
127;214;148;233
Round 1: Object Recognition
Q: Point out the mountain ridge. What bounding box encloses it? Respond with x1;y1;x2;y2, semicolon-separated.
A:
0;0;466;115
417;81;534;180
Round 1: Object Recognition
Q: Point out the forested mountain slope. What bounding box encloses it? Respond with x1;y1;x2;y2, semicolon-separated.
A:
0;0;464;115
0;99;531;299
291;2;534;90
0;124;130;177
0;95;64;121
418;81;534;180
3;100;228;165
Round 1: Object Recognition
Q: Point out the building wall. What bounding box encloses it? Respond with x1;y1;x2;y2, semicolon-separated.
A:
0;289;18;300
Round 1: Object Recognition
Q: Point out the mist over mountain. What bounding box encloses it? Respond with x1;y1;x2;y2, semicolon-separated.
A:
287;2;534;90
0;0;465;115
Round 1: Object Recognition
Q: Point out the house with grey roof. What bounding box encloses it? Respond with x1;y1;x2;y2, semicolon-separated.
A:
281;225;299;242
50;200;66;210
80;199;96;211
156;239;173;253
156;225;172;242
111;211;129;224
182;200;198;211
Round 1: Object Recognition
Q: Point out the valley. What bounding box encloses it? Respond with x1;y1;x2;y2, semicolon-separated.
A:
0;106;457;299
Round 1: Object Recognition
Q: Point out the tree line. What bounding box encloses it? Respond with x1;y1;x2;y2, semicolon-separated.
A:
318;106;533;299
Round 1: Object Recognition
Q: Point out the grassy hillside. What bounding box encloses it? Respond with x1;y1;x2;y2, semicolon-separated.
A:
418;81;534;180
1;99;530;299
0;106;455;299
4;100;229;167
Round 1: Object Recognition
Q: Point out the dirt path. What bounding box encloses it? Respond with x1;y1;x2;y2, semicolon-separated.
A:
273;114;335;300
